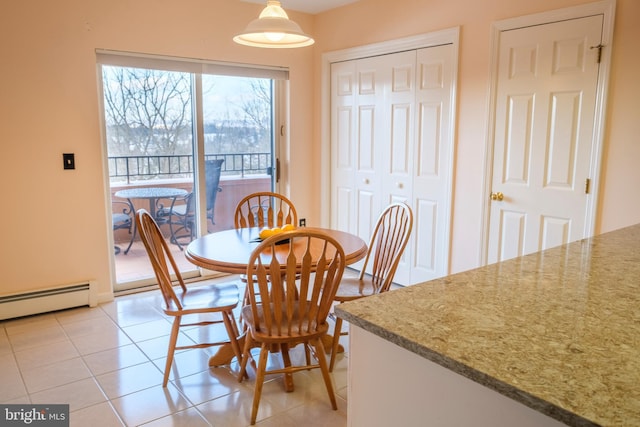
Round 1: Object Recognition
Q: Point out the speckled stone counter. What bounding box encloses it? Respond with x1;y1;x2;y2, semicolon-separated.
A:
336;224;640;426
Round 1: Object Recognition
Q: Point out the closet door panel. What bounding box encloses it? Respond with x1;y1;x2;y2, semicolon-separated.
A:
352;188;377;272
417;102;442;176
331;61;357;233
357;105;376;172
353;55;388;249
390;103;411;175
410;44;455;283
334;186;353;232
382;51;416;206
411;197;438;281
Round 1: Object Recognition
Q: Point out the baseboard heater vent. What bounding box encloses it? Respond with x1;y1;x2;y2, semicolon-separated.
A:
0;281;98;320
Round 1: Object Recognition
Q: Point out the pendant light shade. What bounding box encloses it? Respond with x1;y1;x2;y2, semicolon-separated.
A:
233;0;314;48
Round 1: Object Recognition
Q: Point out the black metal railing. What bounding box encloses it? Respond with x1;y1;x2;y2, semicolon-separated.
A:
108;153;272;184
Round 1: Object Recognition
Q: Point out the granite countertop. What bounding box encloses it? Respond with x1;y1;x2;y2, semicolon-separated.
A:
336;224;640;427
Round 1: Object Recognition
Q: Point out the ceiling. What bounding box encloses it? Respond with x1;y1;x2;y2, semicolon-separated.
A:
241;0;359;14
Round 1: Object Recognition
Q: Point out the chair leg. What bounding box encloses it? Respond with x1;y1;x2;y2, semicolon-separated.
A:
313;337;338;410
168;218;178;246
250;344;269;425
168;217;186;251
163;317;181;387
123;219;136;255
228;310;241;340
237;334;253;382
304;343;311;367
280;343;294;392
329;316;343;372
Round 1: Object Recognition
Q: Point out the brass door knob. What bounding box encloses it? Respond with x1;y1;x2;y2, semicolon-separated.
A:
490;192;504;201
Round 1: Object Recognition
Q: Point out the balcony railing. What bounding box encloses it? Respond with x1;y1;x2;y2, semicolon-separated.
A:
109;153;272;184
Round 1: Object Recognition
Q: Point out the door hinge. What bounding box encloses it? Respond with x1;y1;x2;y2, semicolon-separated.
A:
585;178;591;194
590;44;604;63
276;157;281;183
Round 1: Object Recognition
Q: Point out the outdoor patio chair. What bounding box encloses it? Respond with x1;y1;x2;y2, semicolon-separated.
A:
112;200;133;255
160;159;224;249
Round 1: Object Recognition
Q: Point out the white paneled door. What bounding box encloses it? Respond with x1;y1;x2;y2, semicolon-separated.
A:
410;45;456;284
331;43;455;285
487;15;604;263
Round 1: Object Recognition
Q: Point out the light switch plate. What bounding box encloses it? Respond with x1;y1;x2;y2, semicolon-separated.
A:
63;153;75;170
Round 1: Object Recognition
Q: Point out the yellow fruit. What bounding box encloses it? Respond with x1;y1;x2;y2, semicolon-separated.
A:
282;224;295;232
259;227;274;240
271;227;283;235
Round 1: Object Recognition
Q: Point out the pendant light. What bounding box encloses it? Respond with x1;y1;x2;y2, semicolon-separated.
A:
233;0;315;48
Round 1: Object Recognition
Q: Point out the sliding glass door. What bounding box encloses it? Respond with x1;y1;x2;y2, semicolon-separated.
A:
99;53;284;291
200;75;274;233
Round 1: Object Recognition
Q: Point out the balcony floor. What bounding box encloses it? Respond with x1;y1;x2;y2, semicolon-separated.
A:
114;239;201;286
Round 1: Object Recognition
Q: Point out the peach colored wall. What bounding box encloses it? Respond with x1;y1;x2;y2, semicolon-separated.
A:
314;0;640;273
598;0;640;231
0;0;316;299
1;0;638;301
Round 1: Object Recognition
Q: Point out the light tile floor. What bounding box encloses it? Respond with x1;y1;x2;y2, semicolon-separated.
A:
0;278;350;426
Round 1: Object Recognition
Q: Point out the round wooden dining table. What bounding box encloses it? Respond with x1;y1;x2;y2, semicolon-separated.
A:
185;226;368;273
184;226;367;389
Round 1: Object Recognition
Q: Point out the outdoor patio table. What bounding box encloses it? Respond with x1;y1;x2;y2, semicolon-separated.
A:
114;187;188;254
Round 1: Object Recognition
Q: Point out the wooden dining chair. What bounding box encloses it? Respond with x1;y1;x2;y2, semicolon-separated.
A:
135;209;242;387
329;202;413;371
234;191;300;291
238;229;346;425
234;191;298;229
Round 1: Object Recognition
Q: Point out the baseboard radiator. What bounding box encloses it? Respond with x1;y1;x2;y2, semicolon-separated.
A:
0;281;98;321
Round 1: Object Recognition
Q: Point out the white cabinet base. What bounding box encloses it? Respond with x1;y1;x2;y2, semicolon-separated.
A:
347;326;566;427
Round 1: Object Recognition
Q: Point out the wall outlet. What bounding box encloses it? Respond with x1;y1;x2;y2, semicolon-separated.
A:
299;218;306;227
